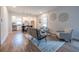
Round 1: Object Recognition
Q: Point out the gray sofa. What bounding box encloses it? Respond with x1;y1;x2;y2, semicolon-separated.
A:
59;30;73;42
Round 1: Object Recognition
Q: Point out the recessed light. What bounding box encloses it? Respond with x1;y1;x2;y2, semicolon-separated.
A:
40;12;42;14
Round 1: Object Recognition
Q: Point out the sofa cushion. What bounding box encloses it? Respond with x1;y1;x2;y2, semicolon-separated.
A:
72;29;79;40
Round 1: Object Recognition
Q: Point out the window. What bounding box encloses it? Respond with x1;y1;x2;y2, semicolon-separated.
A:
41;14;48;28
12;16;22;25
42;17;48;27
16;17;22;25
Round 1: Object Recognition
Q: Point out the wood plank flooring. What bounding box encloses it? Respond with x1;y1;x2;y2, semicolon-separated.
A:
47;35;79;52
57;41;79;52
1;31;79;52
1;31;40;52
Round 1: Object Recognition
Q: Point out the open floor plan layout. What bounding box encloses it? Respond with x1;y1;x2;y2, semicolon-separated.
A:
0;6;79;52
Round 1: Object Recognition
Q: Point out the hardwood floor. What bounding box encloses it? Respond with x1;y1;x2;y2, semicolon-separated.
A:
1;31;40;52
1;31;79;52
47;35;79;52
57;40;79;52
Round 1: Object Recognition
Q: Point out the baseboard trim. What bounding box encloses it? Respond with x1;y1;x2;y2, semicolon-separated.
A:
1;33;8;44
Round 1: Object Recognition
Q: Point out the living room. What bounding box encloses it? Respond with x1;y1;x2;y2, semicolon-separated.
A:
0;6;79;52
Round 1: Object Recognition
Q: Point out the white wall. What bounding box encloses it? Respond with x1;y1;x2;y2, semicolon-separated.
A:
8;12;12;33
47;7;78;31
48;7;79;39
0;7;1;44
1;7;9;44
38;7;79;39
37;7;79;31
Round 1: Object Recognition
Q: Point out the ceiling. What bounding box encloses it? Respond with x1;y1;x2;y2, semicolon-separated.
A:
7;6;57;16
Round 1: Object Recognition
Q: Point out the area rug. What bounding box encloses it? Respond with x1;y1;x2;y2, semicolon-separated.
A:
31;38;65;52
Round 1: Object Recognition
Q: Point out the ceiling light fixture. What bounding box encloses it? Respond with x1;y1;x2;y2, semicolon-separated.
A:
40;12;42;14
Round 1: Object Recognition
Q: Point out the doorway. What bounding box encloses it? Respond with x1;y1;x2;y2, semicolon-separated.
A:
31;20;35;28
12;16;23;31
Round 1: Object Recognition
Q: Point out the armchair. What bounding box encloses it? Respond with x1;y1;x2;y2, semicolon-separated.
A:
59;29;73;42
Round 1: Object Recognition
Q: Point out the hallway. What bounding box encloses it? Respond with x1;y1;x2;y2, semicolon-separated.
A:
1;6;79;52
